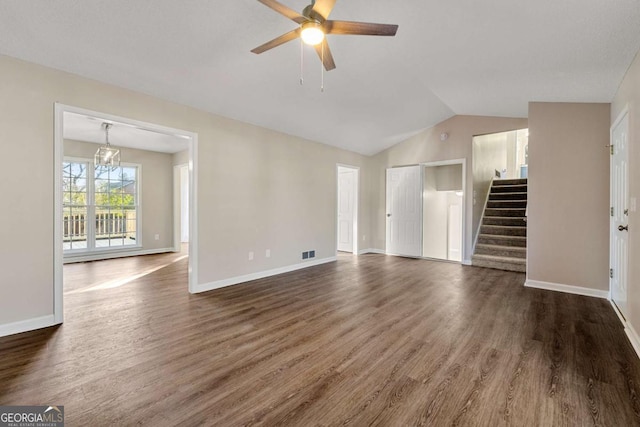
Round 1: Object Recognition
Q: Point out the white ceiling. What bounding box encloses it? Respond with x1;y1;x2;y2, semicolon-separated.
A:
2;0;639;155
64;112;190;154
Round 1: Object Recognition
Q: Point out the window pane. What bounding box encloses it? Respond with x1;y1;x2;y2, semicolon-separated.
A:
94;164;109;178
95;192;110;207
95;179;109;192
69;163;87;178
70;192;86;206
72;178;87;191
121;167;136;181
67;207;87;247
62;161;88;254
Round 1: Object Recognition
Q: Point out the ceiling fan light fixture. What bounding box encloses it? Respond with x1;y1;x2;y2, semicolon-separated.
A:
300;21;324;45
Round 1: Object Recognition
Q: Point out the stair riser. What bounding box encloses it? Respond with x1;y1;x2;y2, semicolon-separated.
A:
494;179;528;185
475;247;526;258
491;185;527;193
480;226;527;237
489;192;528;201
478;236;527;247
483;217;527;226
487;201;527;209
485;208;526;217
472;258;526;273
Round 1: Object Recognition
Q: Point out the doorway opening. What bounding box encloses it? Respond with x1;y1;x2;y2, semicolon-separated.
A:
471;128;528;251
54;104;198;324
422;162;464;262
336;165;359;254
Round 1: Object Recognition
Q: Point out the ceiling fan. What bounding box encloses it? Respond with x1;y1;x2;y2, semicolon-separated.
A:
251;0;398;71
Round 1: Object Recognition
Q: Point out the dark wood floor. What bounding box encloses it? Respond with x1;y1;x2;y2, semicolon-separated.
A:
1;253;640;426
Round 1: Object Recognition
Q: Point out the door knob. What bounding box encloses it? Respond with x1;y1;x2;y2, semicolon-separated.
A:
618;225;629;231
387;213;392;217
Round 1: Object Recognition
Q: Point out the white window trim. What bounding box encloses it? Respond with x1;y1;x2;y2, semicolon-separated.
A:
63;156;143;258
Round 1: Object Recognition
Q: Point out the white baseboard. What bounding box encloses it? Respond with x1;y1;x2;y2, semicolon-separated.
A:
625;323;640;360
193;256;337;293
0;314;57;338
609;299;626;324
524;279;609;299
608;300;640;361
358;248;385;255
64;247;175;264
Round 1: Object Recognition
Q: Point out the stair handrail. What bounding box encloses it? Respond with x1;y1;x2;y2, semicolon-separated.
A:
472;176;495;255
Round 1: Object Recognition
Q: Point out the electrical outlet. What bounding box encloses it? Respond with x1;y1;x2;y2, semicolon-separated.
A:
362;235;366;242
154;234;160;240
248;251;254;261
309;250;315;258
302;251;309;260
266;249;271;258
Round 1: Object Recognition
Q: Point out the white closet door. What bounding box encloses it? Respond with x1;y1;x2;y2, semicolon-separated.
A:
386;166;422;257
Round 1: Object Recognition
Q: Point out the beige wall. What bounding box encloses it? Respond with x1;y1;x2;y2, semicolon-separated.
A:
433;164;463;191
527;102;610;290
64;139;175;251
472;131;510;243
0;55;370;327
173;149;189;166
370;115;528;260
612;49;640;331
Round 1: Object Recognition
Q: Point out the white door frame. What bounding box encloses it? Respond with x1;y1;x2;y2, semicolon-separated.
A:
336;164;359;255
54;103;199;325
173;164;189;252
420;158;467;263
609;105;630;320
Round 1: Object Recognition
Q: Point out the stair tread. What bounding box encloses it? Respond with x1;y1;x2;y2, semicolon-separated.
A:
476;244;526;252
472;254;526;264
483;216;527;219
481;225;527;230
478;234;526;240
492;183;527;187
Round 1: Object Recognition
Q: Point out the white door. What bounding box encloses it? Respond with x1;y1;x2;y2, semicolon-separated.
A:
448;204;462;262
386;166;422;257
337;168;356;252
610;111;629;318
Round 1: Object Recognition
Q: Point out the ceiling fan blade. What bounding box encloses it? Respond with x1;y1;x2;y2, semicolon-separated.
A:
251;28;301;54
314;39;336;71
325;20;398;36
257;0;306;24
311;0;337;20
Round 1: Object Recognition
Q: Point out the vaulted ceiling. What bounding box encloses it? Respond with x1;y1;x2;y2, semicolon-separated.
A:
1;0;639;155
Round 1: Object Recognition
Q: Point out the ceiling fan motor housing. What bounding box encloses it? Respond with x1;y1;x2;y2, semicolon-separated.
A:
302;4;323;21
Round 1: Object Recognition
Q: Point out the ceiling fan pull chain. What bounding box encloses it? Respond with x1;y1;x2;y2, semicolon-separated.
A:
321;42;324;92
300;38;304;85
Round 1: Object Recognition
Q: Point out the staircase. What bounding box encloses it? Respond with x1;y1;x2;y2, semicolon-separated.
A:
472;178;527;272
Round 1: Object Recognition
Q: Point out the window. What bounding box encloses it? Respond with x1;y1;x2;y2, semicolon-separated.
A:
63;159;140;254
63;161;89;250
